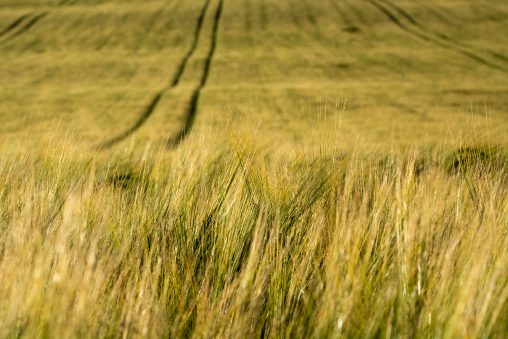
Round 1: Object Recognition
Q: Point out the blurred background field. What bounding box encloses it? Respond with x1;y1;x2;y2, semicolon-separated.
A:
1;0;507;153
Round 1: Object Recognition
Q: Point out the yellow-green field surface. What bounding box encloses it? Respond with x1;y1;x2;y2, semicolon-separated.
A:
1;0;508;151
0;0;507;337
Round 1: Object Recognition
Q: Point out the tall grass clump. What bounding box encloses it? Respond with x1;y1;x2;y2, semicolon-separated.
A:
0;143;506;338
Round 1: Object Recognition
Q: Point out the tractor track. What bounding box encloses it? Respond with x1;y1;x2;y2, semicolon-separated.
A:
4;12;48;41
98;0;221;149
167;0;224;148
170;0;212;87
97;0;212;149
411;0;457;26
366;0;508;73
379;0;508;64
0;12;48;43
0;13;32;39
0;0;77;45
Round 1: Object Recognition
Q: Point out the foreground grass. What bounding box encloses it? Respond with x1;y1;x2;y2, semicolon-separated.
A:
0;143;507;338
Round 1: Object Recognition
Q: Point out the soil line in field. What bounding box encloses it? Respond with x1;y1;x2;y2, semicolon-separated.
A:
379;0;508;64
0;14;32;39
0;0;78;45
0;12;47;44
97;0;214;149
366;0;508;73
166;0;224;148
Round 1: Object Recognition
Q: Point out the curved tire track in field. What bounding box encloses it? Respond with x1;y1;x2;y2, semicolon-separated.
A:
97;0;213;149
411;0;457;26
0;12;48;44
366;0;508;73
0;13;32;39
379;0;508;65
170;0;212;87
167;0;224;148
0;1;76;45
